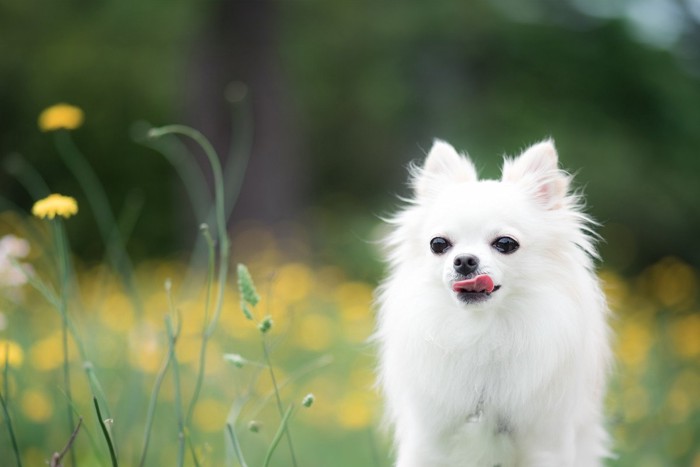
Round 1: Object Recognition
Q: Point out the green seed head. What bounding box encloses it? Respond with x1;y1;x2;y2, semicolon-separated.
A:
248;420;261;433
302;393;315;408
224;353;246;368
237;263;260;308
258;316;273;334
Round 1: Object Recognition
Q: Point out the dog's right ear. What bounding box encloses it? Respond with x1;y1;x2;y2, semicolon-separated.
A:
413;140;477;198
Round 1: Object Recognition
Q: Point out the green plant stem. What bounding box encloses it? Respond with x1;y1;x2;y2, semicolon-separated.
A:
139;133;213;290
137;298;181;467
262;338;298;467
225;423;248;467
248;354;332;421
0;352;22;467
60;316;74;465
53;130;142;315
149;126;231;458
52;219;76;467
60;393;105;467
18;223;116;455
187;437;202;467
94;398;118;467
148;126;230;333
55;218;115;451
113;190;144;260
165;310;186;467
262;404;295;467
138;133;210;224
223;89;253;222
0;390;22;467
147;125;228;256
16;256;113;429
2;152;50;199
185;226;216;429
3;345;10;411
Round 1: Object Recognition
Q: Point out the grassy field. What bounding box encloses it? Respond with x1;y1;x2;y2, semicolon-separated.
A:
0;112;698;466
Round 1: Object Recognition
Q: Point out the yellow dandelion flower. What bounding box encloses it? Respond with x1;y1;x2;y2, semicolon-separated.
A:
32;194;78;219
38;103;84;132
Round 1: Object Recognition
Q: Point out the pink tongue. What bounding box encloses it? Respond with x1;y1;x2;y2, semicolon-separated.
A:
452;274;495;294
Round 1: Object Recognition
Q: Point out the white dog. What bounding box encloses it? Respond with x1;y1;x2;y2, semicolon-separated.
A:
375;140;612;467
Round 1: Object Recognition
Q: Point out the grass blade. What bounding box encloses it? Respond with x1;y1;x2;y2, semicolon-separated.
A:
149;125;232;467
52;219;76;467
137;280;182;467
0;390;23;467
261;338;298;466
53;130;142;315
165;311;186;467
57;389;105;467
226;423;248;467
185;225;216;430
93;397;118;467
262;404;295;467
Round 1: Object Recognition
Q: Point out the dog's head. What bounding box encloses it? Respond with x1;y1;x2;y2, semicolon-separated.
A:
386;139;592;309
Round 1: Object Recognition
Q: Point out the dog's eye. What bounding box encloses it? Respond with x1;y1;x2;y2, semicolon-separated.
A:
492;236;519;254
430;237;452;255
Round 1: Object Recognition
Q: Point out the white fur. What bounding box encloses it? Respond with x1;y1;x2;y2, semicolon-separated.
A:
375;139;612;467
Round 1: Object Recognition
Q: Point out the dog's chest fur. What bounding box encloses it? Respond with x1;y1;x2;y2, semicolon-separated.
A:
409;329;535;466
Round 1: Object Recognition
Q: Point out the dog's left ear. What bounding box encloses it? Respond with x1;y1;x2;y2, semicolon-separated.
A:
501;139;570;209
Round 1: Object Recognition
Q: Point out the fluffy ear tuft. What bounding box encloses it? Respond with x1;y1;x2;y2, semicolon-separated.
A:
501;139;570;209
413;140;477;198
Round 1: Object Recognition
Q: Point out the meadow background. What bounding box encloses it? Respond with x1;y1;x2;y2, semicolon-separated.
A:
1;1;699;466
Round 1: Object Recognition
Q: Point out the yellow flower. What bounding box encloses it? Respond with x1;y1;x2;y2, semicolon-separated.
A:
38;103;84;131
32;194;78;219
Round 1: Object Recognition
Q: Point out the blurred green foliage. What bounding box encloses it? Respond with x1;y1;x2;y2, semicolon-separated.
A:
1;0;700;273
279;1;700;274
0;0;203;258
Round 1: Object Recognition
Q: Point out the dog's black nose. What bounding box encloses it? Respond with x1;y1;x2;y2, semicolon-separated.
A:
453;255;479;276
